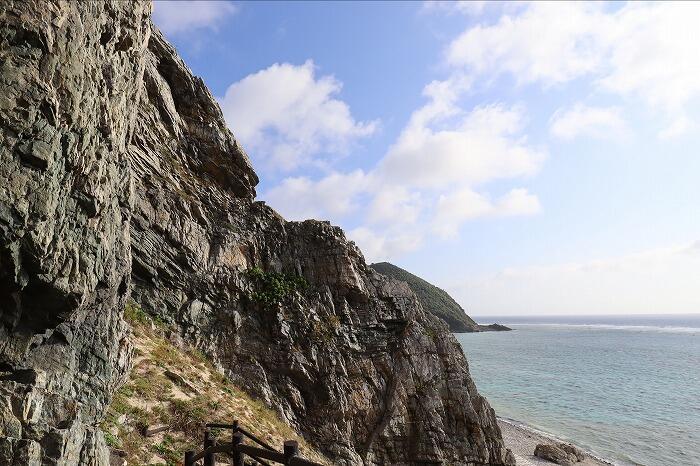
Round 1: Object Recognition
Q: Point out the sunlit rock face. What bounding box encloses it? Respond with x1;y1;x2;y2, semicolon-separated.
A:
0;2;513;464
0;1;151;463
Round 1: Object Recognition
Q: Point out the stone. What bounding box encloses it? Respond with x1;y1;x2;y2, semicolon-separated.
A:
559;442;586;462
163;370;197;394
141;424;169;437
534;442;584;465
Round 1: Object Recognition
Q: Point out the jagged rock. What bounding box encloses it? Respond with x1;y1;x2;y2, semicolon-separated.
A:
127;31;515;464
1;1;515;465
560;443;586;462
534;442;585;465
0;1;150;463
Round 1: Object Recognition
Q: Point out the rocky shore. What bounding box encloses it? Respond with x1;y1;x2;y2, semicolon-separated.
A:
498;419;612;466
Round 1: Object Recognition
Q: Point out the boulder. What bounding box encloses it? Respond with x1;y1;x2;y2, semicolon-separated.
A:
534;442;585;465
560;442;586;462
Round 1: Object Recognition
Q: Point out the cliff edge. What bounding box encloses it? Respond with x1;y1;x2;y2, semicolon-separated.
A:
0;2;514;465
370;262;511;333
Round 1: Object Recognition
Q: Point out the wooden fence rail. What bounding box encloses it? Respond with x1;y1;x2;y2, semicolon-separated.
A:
183;420;323;466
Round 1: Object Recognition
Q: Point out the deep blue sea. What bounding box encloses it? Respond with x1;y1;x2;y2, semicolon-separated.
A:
457;315;700;466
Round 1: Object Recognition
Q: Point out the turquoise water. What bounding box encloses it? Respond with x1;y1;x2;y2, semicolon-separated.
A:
457;315;700;466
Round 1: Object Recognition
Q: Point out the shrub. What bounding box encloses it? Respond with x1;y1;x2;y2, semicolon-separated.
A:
245;267;308;306
124;301;150;325
103;431;121;449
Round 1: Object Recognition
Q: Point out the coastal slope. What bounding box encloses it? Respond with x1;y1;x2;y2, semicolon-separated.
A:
371;262;510;333
0;2;514;465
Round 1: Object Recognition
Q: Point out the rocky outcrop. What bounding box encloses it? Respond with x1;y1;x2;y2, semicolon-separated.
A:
1;2;514;465
480;323;511;332
370;262;511;333
0;1;151;463
534;442;585;466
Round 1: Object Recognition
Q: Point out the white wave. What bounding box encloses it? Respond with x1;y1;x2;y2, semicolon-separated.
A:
499;323;700;334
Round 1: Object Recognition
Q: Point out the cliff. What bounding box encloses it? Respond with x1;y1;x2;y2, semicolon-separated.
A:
0;2;514;465
102;303;330;465
370;263;511;333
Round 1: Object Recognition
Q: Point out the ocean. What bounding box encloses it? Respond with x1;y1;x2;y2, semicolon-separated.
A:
457;315;700;466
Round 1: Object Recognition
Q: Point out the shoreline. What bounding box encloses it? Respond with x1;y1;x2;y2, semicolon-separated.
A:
497;417;615;466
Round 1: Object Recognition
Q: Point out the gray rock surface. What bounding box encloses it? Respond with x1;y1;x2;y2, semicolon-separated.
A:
534;442;585;465
1;2;515;465
0;1;150;464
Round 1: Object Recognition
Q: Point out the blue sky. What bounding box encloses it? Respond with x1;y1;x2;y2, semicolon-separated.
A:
153;1;700;316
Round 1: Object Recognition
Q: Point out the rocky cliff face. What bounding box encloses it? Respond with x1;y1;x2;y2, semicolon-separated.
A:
0;2;514;465
0;2;151;463
370;262;482;332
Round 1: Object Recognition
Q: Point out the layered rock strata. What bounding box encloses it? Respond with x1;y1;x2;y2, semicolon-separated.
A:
0;2;514;465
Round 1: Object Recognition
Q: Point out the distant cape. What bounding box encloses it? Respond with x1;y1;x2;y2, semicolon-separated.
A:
370;262;511;333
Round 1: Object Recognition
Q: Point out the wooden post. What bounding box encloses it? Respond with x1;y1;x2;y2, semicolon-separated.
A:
231;432;244;466
184;451;194;466
284;440;299;464
204;430;215;466
230;419;240;466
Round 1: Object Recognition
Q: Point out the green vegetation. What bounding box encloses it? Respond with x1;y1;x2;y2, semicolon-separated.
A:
124;300;150;326
102;303;329;465
370;262;479;333
153;435;180;465
103;431;121;449
245;266;308;306
124;300;168;331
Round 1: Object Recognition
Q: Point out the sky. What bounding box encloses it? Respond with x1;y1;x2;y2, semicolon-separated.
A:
152;1;700;316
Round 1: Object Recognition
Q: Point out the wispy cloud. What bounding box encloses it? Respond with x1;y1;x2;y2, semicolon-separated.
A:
153;1;238;36
262;87;544;261
550;103;628;141
447;241;700;315
445;2;700;137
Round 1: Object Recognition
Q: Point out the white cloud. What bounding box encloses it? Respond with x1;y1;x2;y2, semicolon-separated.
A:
262;81;544;259
220;61;377;172
447;2;700;132
432;188;493;238
153;1;238;35
367;186;423;226
348;227;423;264
447;241;700;315
496;188;542;216
422;1;489;17
447;2;606;86
658;115;696;140
599;2;700;112
550;103;627;140
262;170;370;221
379;103;545;189
433;187;541;238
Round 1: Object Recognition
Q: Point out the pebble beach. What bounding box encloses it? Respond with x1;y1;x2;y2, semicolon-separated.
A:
499;419;612;466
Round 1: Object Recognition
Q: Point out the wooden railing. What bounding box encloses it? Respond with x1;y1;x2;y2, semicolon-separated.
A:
184;420;323;466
